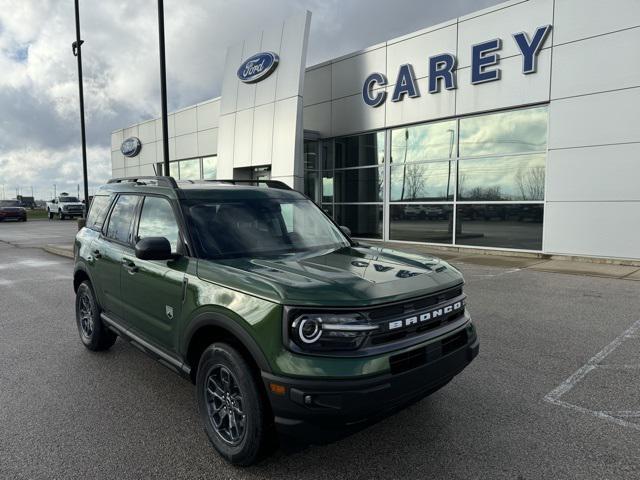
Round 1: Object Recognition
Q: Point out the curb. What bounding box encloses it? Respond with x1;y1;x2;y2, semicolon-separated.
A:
42;245;74;259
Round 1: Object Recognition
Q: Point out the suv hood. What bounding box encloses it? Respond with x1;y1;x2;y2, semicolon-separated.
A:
196;244;463;307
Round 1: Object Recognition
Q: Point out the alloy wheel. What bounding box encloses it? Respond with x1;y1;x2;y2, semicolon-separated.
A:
205;365;247;445
78;292;94;338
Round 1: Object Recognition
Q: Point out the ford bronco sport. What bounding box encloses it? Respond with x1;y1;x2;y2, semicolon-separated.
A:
73;176;478;465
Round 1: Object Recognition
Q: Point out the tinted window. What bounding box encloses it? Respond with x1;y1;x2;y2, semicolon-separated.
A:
459;106;548;157
137;197;180;252
86;195;111;231
390;161;455;201
455;204;543;250
334;167;384;203
334;132;385;168
203;156;217;179
334;204;383;239
105;195;139;243
390;204;453;244
391;120;456;163
59;196;79;203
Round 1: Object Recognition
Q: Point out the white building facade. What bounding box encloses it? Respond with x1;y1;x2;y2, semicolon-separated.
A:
111;0;640;261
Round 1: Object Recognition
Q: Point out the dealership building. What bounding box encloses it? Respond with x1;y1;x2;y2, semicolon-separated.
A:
111;0;640;261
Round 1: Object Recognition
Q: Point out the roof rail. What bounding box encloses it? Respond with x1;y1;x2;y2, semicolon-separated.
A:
185;179;292;190
107;176;178;188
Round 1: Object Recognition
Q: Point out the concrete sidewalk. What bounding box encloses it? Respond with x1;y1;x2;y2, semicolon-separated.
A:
41;240;640;281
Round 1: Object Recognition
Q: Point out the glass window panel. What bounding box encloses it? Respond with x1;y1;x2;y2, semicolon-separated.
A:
457;154;545;201
106;195;139;243
138;196;180;252
202;156;217;179
334;204;383;239
390;204;453;244
321;204;333;218
304;171;318;201
459;106;548;157
335;167;384;203
390;161;455;201
86;195;111;231
322;171;334;203
455;204;543;250
391;120;456;163
334;132;385;169
304;141;319;170
179;159;201;179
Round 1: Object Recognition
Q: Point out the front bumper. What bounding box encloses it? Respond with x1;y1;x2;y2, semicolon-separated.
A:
262;324;478;440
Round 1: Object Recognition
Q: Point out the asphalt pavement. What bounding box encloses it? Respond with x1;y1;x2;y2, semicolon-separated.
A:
1;222;640;479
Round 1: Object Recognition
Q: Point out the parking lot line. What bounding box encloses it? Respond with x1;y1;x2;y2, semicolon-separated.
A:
544;318;640;431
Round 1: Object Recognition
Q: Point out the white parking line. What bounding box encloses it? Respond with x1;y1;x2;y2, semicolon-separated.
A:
544;318;640;431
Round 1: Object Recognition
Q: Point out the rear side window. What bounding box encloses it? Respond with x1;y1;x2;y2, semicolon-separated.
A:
137;196;180;252
105;195;139;244
86;195;111;231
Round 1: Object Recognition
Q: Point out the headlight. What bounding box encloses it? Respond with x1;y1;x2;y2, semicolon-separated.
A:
289;312;378;352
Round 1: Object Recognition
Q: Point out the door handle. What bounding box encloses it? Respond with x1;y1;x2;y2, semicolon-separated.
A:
93;249;102;259
121;258;139;274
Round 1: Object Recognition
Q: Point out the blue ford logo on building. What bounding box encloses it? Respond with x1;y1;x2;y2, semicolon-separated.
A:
237;52;279;83
121;137;142;157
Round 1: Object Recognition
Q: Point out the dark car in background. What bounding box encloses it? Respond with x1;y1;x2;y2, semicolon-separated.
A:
0;200;27;222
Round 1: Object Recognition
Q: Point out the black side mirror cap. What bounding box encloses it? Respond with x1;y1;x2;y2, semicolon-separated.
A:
135;237;172;261
339;225;352;237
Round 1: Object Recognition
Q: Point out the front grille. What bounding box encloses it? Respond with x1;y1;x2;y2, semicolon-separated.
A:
389;330;468;375
368;286;462;321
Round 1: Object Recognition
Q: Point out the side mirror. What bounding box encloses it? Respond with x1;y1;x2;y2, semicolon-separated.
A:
339;225;352;237
135;237;172;261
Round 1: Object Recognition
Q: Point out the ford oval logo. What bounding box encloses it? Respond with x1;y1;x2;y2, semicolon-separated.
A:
121;137;142;157
237;52;279;83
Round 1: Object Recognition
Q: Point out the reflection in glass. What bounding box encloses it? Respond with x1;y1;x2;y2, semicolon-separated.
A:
304;171;318;201
458;154;545;201
334;132;385;168
106;195;139;243
391;120;456;163
179;159;201;179
203;156;217;179
304;141;319;170
390;205;453;244
456;204;543;250
390;161;455;201
322;171;334;203
321;204;333;218
459;106;548;157
334;204;383;239
138;196;180;252
335;167;384;203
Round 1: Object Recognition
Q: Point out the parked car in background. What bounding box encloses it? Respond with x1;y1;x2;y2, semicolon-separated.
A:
16;195;36;209
0;200;27;222
46;193;85;220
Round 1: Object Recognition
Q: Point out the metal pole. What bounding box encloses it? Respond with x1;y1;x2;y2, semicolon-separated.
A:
157;0;170;176
73;0;89;216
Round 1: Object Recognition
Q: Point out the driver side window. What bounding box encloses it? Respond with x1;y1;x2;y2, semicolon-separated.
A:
137;196;180;253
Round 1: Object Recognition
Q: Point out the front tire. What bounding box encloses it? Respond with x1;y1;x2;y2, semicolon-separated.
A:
196;343;271;466
75;281;117;351
58;210;65;220
47;210;53;220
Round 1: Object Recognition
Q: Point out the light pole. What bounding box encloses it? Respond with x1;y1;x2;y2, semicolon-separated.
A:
72;0;89;216
157;0;170;176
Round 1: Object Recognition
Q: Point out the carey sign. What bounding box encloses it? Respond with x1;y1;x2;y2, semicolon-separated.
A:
363;25;552;107
120;137;142;157
237;52;279;83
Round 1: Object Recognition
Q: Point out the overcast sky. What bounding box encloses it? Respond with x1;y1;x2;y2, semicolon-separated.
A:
0;0;502;200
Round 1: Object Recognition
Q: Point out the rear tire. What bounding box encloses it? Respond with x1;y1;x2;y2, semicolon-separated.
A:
196;343;271;466
75;281;117;351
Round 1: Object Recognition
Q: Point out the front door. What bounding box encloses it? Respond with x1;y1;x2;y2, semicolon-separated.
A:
120;195;186;352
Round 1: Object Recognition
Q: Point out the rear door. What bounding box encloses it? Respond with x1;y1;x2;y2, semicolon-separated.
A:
120;195;187;352
92;194;140;320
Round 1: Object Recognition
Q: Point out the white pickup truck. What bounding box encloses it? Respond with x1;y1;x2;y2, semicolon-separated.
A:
46;193;85;220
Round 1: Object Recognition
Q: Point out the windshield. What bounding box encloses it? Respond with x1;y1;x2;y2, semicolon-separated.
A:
184;194;349;259
59;196;79;203
0;200;20;207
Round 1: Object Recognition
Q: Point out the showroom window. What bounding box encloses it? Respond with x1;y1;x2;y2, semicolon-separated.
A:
156;156;218;180
315;132;385;239
304;105;548;251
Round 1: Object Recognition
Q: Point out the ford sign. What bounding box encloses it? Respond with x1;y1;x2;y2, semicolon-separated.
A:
237;52;279;83
121;137;142;157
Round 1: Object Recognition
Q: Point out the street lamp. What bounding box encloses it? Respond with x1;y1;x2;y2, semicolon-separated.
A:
72;0;89;217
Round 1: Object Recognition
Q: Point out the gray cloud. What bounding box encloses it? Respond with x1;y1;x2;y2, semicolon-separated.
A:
0;0;502;199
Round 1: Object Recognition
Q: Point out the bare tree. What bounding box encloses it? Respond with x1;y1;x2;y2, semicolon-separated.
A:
515;166;545;200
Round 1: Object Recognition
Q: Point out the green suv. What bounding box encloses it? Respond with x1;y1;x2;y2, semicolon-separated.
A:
73;176;478;465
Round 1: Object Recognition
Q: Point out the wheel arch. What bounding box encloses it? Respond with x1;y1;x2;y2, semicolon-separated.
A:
182;312;272;384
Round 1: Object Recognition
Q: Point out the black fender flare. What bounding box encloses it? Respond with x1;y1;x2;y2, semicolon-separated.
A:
181;311;272;374
73;263;95;292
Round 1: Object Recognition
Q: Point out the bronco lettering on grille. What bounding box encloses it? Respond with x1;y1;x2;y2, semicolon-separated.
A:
388;300;464;330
